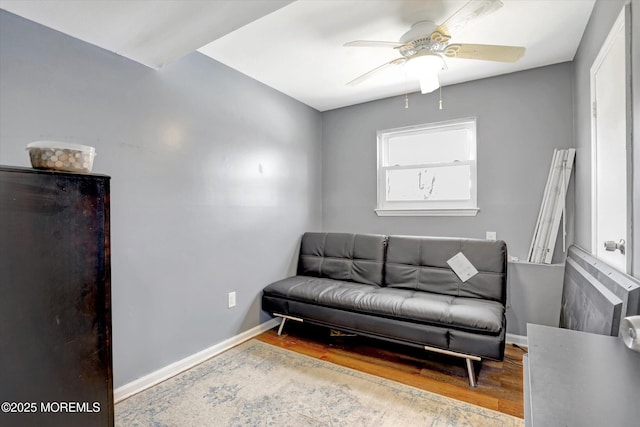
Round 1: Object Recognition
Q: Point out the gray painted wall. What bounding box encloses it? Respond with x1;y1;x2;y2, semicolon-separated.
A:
322;63;575;264
572;0;640;276
0;11;323;388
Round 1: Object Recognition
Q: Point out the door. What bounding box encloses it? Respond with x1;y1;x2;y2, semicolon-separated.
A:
591;8;629;272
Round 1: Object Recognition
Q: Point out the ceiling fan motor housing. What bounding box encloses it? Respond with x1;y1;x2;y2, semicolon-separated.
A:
398;21;450;58
399;21;438;43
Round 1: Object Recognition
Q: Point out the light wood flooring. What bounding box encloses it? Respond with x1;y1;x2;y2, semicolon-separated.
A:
256;322;526;419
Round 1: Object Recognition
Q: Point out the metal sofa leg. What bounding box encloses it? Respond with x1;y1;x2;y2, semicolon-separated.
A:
423;344;481;387
273;313;303;336
277;318;287;336
466;358;478;388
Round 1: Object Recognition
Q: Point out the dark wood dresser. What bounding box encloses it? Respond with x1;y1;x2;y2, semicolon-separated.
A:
0;166;113;427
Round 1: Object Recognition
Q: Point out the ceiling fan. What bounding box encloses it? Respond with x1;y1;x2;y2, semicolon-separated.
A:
344;0;526;94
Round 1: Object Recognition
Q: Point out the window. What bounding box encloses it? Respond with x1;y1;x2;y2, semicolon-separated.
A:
376;118;478;216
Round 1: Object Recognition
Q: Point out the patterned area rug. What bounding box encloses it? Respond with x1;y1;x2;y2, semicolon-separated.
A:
116;339;523;426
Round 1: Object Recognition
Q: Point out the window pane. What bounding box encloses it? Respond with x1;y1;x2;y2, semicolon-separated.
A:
387;128;471;166
386;165;471;201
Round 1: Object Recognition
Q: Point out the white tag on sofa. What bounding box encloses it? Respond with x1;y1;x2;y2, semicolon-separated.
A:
447;252;478;282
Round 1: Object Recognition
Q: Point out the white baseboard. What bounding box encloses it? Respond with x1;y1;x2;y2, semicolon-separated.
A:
114;318;280;403
506;333;528;347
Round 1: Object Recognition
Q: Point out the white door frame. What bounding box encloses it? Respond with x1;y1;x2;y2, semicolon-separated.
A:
590;6;632;273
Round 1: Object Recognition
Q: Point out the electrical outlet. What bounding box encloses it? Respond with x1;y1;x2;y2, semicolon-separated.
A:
486;231;497;241
228;291;236;308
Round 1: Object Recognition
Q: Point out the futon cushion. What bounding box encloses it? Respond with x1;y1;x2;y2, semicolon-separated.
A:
385;236;507;303
297;232;387;286
263;276;504;334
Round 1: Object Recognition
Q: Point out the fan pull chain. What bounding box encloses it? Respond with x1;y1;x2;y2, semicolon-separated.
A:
439;86;443;110
405;93;409;109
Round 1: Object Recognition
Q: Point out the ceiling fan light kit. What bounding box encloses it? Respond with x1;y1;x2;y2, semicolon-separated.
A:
420;74;440;95
404;53;445;94
344;0;526;97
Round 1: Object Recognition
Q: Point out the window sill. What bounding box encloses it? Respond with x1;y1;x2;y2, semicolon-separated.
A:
374;208;480;217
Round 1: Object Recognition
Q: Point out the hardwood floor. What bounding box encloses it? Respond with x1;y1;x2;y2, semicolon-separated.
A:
256;322;526;419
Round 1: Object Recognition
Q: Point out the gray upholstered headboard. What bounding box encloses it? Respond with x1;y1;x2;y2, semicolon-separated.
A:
560;245;640;336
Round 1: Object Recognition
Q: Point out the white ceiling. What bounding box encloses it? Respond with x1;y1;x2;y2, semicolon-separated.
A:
0;0;293;68
1;0;595;112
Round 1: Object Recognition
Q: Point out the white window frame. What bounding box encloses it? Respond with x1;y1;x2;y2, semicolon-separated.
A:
375;118;479;217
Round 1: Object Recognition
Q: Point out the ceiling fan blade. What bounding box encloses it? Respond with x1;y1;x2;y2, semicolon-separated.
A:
344;40;406;48
347;58;407;86
434;0;503;37
444;43;525;62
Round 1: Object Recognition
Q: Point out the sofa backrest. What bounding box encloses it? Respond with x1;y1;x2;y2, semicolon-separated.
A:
297;232;387;286
384;235;508;303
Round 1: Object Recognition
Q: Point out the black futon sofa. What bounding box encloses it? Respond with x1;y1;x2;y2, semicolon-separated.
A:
262;232;508;386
